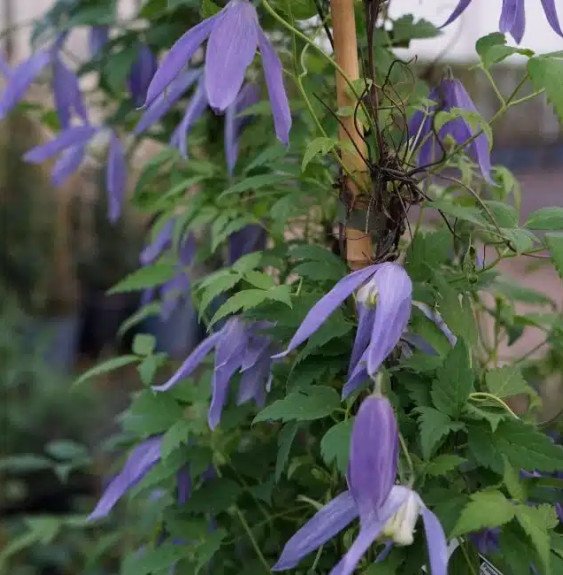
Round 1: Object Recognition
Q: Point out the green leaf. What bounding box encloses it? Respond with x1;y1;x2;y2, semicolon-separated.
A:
73;355;139;387
321;419;353;474
476;32;534;69
185;478;241;514
122;391;184;436
109;263;177;294
275;422;300;482
392;15;440;43
546;232;563;280
301;136;338;171
220;173;288;198
525;207;563;230
424;454;466;477
209;289;268;325
431;341;474;417
161;419;191;460
514;504;557;574
200;0;221;18
197;272;240;316
529;55;563;122
253;386;341;424
45;440;87;462
503;456;527;502
452;490;515;537
0;454;53;473
132;334;156;356
485;365;538;404
244;271;275;290
417;407;465;460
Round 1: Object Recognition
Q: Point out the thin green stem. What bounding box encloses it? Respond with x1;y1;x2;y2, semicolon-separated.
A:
459;540;478;575
469;392;519;418
234;507;271;573
398;432;415;486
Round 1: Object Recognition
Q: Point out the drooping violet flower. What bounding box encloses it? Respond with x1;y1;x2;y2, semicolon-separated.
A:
89;26;110;57
273;395;448;574
470;528;500;555
412;302;457;347
409;77;493;183
443;1;562;44
52;57;88;129
144;0;291;144
88;436;163;521
107;132;127;223
274;263;412;398
227;224;266;265
153;317;275;429
128;44;158;107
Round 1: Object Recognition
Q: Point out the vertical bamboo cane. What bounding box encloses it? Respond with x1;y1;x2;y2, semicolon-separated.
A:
331;0;374;269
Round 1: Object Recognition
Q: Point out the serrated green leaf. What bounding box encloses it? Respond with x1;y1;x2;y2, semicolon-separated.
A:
198;272;241;316
393;15;439;43
73;355;139;387
546;232;563;280
200;0;221;18
514;504;556;575
220;173;288;198
503;456;526;502
452;490;515;537
417;407;465;459
122;391;184;436
133;334;156;356
431;341;474;417
245;270;275;290
109;263;177;294
476;32;534;69
185;478;241;514
161;419;191;460
301;136;338;171
485;365;538;404
321;419;353;474
254;386;340;423
529;56;563;122
424;454;466;477
525;207;563;230
275;422;299;482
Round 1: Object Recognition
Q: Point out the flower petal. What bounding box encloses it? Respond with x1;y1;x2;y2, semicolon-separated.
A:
88;437;162;521
89;26;109;57
366;263;412;377
135;70;200;135
0;51;51;119
170;78;208;158
205;1;258;111
227;224;266;265
272;491;359;571
24;125;97;163
106;133;127;223
51;143;86;186
273;266;377;359
152;331;221;392
237;353;271;406
140;219;175;266
144;14;219;107
500;0;525;44
441;0;472;27
53;58;88;129
128;44;158;107
257;29;291;145
348;396;399;524
542;0;563;36
177;466;192;505
348;304;375;378
342;350;370;398
421;507;449;575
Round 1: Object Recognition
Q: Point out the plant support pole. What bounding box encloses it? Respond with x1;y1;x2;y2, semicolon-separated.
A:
331;0;374;269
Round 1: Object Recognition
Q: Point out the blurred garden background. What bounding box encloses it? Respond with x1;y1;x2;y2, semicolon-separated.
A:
0;1;561;573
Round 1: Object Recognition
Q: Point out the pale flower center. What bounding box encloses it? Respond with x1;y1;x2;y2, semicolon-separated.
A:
357;279;378;308
382;491;420;546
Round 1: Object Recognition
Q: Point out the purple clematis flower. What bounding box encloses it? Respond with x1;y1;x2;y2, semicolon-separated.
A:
470;528;500;555
227;224;266;265
273;395;448;574
443;1;562;44
275;263;412;398
89;436;163;521
89;25;110;57
23;126;127;222
409;77;493;183
128;44;158;107
144;0;291;144
153;316;275;429
52;56;88;129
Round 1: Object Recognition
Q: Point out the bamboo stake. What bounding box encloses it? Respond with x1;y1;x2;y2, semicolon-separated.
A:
331;0;374;269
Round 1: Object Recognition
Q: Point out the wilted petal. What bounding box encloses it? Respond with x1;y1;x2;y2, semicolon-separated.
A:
348;396;399;524
0;51;51;119
170;78;208;158
421;507;449;575
153;331;221;392
128;44;158;107
140;219;175;266
89;26;109;57
366;263;412;377
205;1;258;111
542;0;563;36
24;125;97;163
53;58;88;129
272;491;359;571
51;143;86;186
88;436;162;521
441;0;472;27
106;133;127;223
227;224;266;264
257;29;291;145
145;15;220;107
135;70;200;135
273;266;377;359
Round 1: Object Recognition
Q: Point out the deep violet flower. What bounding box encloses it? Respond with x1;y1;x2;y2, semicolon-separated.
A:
409;77;493;183
153;317;275;429
128;44;158;107
144;0;291;144
273;395;448;574
274;263;412;398
89;26;110;57
443;1;562;44
470;528;501;555
23;126;127;222
227;224;266;265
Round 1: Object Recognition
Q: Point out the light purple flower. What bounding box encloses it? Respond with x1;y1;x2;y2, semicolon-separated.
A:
273;395;448;574
89;26;110;57
88;436;163;521
52;57;88;129
274;263;412;398
107;131;127;222
443;1;562;44
128;44;158;107
153;317;275;429
409;77;493;183
470;528;500;555
144;0;291;144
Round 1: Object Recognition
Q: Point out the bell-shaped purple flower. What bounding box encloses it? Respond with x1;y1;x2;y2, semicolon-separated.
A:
153;317;275;429
443;1;562;44
273;395;448;574
128;44;158;107
89;26;109;57
52;57;88;129
274;263;412;398
409;77;493;183
144;0;291;144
